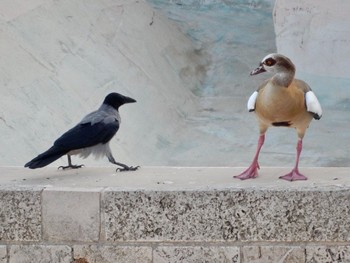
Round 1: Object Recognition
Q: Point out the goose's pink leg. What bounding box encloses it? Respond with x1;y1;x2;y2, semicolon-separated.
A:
234;134;265;180
279;139;307;181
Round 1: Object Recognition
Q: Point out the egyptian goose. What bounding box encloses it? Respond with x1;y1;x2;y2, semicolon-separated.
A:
235;53;322;181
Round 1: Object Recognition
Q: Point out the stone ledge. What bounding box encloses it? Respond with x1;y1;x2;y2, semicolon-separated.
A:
0;167;349;262
2;166;349;191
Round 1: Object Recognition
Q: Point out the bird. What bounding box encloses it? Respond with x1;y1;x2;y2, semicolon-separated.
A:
25;92;139;172
234;53;322;181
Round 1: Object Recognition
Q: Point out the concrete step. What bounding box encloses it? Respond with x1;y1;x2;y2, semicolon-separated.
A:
0;167;349;262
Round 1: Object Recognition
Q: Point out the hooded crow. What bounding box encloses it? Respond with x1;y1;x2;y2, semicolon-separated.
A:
25;92;139;171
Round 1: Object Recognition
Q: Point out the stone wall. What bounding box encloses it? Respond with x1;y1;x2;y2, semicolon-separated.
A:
0;167;349;262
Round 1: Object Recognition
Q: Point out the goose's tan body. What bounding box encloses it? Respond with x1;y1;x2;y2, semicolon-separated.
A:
255;79;313;138
235;53;322;181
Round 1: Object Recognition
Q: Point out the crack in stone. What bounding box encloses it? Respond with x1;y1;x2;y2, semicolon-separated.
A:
277;248;293;263
0;116;14;130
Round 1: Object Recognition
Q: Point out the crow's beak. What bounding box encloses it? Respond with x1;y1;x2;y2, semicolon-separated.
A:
123;96;136;104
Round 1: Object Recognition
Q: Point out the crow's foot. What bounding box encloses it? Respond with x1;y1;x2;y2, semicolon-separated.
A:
58;164;84;170
116;165;140;172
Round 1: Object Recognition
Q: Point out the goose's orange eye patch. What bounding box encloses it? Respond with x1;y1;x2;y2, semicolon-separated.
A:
264;58;276;66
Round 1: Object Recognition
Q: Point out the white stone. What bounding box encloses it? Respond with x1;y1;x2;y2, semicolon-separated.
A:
0;0;204;167
42;187;101;242
1;166;350;191
73;245;152;263
154;246;240;263
274;0;350;77
2;0;347;169
306;246;350;262
9;245;71;263
242;246;305;263
0;246;6;263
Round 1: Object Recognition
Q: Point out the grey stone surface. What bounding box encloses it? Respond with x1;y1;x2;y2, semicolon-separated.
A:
42;188;101;242
0;187;41;241
103;189;350;242
242;246;305;263
73;245;152;263
2;167;350;191
153;246;240;263
9;245;72;263
306;246;350;262
0;246;6;263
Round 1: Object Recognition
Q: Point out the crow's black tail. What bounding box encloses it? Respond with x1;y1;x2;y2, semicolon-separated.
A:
25;146;67;169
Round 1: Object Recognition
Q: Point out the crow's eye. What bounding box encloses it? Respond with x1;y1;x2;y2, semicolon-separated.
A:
264;58;276;66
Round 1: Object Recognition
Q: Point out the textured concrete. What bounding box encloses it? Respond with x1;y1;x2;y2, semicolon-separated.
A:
73;245;152;263
9;245;72;263
0;246;6;263
0;186;41;241
153;246;240;263
242;246;305;263
306;246;350;263
103;189;350;242
42;188;100;242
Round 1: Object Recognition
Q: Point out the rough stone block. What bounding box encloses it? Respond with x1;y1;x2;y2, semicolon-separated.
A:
73;245;152;263
103;189;350;242
0;246;6;263
306;246;350;262
42;188;101;242
0;187;41;241
9;245;72;263
153;246;240;263
242;246;305;263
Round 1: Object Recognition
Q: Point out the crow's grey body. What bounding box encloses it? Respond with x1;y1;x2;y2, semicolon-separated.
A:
62;104;121;160
25;92;138;171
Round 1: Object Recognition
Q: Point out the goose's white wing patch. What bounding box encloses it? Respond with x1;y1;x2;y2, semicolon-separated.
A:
305;91;322;119
247;91;258;112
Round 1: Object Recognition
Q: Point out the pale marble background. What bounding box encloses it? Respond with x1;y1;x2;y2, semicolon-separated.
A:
0;0;349;167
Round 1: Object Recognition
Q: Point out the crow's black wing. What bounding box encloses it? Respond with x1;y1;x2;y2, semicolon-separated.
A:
54;118;119;151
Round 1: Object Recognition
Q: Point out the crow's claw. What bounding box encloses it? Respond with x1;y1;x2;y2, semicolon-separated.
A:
58;164;84;170
116;166;140;172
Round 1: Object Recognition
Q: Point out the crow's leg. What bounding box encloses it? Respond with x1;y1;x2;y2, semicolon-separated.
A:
58;155;84;170
107;153;139;172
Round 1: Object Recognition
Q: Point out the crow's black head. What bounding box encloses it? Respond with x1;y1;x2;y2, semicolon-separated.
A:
103;93;136;110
